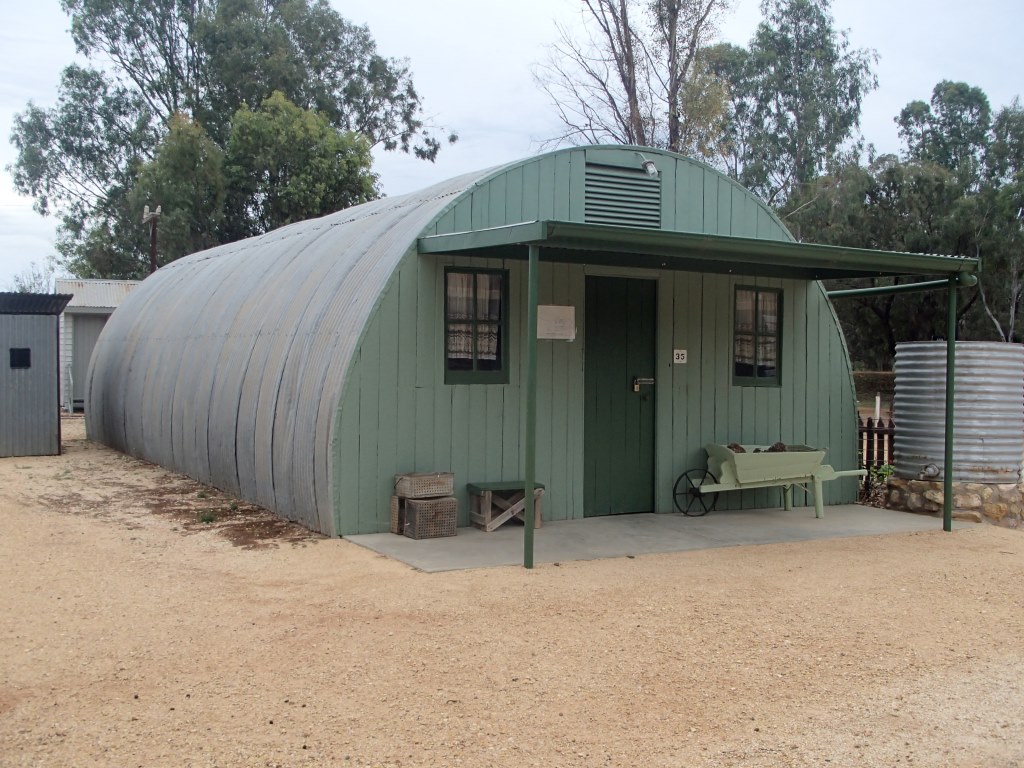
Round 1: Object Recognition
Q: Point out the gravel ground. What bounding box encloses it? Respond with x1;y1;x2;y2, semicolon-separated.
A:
1;418;1022;768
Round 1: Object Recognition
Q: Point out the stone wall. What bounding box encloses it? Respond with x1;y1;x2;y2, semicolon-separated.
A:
885;477;1024;528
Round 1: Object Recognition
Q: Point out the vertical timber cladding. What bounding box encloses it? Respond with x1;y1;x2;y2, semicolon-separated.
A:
331;147;860;535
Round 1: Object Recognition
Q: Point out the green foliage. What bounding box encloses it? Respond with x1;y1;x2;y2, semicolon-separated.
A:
713;0;877;205
10;0;450;279
58;0;445;154
897;81;991;187
222;92;377;240
852;371;893;399
9;64;159;276
703;42;752;179
868;463;893;484
784;154;977;367
987;99;1024;183
785;87;1024;367
129;114;227;267
119;95;377;267
966;101;1024;342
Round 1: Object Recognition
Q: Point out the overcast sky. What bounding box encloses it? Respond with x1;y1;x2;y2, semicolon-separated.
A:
1;0;1021;288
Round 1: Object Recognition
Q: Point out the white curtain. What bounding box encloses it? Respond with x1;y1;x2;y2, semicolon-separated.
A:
447;272;474;364
757;291;778;374
476;273;501;364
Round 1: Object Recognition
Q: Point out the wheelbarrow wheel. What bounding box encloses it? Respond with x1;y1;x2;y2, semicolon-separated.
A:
673;468;719;516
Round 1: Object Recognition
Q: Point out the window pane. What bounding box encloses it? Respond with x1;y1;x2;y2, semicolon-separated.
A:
476;323;502;371
735;289;755;334
734;334;755;377
10;347;31;369
447;272;474;321
446;323;473;370
444;269;507;382
476;273;502;321
758;291;778;334
757;338;777;378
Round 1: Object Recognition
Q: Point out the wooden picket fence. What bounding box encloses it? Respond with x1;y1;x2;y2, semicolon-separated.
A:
858;417;895;486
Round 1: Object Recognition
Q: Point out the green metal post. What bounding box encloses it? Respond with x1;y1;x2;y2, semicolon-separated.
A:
826;279;955;299
943;278;956;532
524;244;540;568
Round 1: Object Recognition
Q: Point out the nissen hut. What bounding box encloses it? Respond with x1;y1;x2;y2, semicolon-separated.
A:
88;146;977;536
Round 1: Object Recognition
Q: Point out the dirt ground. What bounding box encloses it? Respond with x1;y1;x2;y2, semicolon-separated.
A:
1;419;1022;768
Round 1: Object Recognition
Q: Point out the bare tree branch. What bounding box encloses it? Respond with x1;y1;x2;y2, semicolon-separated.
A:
536;0;730;156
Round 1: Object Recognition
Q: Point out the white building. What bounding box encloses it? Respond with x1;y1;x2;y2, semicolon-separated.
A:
55;279;139;412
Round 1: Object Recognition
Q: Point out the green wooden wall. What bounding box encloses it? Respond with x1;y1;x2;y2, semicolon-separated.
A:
330;148;859;535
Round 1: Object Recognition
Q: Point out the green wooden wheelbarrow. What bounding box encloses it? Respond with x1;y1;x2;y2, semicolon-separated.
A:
673;443;866;518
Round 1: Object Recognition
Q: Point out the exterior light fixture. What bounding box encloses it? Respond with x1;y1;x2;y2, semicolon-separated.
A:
636;152;660;179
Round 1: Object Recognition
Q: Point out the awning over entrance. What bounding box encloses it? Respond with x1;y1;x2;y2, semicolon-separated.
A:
418;220;980;567
417;220;980;280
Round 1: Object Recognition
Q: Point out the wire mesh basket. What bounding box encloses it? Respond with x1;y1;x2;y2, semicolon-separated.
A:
403;497;457;539
393;472;454;499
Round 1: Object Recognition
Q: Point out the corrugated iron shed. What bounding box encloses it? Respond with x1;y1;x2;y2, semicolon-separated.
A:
54;279;138;310
1;292;71;457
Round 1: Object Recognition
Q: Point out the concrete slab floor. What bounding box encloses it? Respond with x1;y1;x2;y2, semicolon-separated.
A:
346;505;974;572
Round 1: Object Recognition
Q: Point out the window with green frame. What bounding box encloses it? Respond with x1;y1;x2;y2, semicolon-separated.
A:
733;286;781;386
444;268;509;384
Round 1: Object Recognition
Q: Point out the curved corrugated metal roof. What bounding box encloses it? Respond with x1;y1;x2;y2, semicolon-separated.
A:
87;169;492;535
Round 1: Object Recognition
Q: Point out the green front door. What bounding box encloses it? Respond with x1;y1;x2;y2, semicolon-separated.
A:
584;276;657;516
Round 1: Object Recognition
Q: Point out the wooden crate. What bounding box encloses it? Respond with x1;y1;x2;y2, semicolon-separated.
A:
403;497;457;539
393;472;454;499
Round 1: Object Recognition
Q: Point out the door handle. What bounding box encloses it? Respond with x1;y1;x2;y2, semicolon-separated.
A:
632;376;655;392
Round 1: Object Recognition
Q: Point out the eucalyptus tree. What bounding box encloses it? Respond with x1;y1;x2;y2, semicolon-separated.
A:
897;80;992;190
714;0;877;205
782;155;966;367
221;92;378;241
784;91;1024;365
9;0;451;278
968;100;1024;341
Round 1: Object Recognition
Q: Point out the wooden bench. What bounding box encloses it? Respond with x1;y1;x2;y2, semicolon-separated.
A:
468;482;545;532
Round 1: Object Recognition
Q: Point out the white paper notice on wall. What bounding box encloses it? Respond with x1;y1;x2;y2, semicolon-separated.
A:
537;305;576;340
673;349;688;364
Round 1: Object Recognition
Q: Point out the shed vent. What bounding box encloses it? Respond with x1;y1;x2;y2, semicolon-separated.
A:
584;164;662;228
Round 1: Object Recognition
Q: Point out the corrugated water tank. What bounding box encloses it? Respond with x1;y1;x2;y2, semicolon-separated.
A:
893;341;1024;483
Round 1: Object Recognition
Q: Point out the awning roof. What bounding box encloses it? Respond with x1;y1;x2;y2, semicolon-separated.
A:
0;292;74;316
418;220;979;280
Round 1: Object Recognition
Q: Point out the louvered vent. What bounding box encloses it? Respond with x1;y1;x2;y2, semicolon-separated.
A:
584;163;662;228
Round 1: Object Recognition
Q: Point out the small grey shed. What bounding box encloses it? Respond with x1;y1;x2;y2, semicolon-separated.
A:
1;292;73;457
